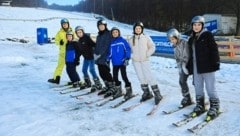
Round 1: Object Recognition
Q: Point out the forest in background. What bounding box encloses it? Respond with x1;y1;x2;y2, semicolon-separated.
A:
1;0;240;35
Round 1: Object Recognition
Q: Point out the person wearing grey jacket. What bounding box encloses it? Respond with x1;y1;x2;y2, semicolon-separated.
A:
167;28;193;107
128;21;162;105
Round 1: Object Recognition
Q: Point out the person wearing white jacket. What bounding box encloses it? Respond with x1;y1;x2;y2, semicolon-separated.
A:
128;21;162;105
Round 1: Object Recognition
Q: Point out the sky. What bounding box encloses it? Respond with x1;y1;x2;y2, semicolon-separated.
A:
45;0;80;5
0;6;240;136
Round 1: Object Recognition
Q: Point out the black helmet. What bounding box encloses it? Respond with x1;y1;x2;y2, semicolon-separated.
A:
167;28;180;40
133;21;144;34
97;19;107;27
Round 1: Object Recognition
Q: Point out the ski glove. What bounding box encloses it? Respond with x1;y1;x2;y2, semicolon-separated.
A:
94;54;101;61
182;63;189;75
59;39;64;46
124;59;129;66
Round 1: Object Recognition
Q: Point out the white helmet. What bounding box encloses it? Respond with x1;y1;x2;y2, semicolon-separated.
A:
191;15;205;26
167;28;180;40
75;26;85;32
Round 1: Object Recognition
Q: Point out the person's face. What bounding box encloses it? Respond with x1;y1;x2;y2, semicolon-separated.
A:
169;37;178;45
98;24;105;31
67;35;73;41
134;26;142;35
76;30;83;38
62;22;69;29
192;22;203;33
112;30;119;38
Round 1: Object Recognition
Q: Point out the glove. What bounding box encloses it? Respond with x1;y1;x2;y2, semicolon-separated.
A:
59;39;64;46
94;54;101;61
124;59;129;66
182;63;189;75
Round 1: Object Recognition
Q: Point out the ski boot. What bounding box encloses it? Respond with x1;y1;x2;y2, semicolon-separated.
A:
79;81;87;89
140;84;153;102
205;98;220;122
104;82;116;98
112;85;122;99
91;78;102;92
48;76;60;84
190;95;205;117
180;92;193;107
84;77;92;88
151;85;163;105
98;81;109;95
124;86;133;100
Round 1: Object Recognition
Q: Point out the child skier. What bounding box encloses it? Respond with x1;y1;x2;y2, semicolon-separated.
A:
187;15;221;121
94;19;115;97
65;30;85;89
106;27;133;100
167;28;193;107
128;21;163;105
75;26;102;92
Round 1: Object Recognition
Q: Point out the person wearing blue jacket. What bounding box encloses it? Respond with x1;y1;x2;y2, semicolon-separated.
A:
106;27;133;99
65;31;85;89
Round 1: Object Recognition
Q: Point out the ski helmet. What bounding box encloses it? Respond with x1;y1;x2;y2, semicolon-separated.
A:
66;30;74;39
60;18;69;25
191;16;205;26
97;19;107;27
111;27;120;36
75;26;85;33
133;21;144;34
167;28;180;40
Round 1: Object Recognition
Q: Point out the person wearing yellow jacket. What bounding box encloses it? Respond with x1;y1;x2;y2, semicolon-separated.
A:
48;18;75;84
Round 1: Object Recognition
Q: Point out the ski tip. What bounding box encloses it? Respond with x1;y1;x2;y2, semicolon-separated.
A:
187;128;195;133
172;123;180;127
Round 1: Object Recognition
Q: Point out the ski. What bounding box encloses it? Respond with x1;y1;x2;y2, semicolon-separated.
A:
146;102;161;116
111;94;139;108
96;94;123;107
172;111;206;127
70;91;92;98
187;112;222;133
84;97;106;105
59;88;80;94
162;104;194;114
122;102;143;111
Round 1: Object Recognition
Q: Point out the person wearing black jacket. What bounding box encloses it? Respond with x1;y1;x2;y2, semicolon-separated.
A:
187;15;220;121
75;26;102;92
94;19;115;97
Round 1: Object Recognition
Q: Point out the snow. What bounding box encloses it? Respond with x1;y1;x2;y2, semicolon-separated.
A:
0;6;240;136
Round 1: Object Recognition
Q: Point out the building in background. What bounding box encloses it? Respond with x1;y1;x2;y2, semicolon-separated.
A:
203;14;237;35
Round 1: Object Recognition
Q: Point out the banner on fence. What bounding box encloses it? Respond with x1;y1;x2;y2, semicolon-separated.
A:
150;36;174;54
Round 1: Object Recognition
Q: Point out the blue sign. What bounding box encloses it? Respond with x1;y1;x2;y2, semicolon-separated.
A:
150;36;174;54
205;20;217;32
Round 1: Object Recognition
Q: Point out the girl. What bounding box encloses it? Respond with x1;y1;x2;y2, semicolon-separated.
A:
128;21;162;105
187;16;220;121
167;28;193;107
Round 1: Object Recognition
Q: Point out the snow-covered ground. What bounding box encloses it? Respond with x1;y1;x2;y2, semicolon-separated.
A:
0;7;240;136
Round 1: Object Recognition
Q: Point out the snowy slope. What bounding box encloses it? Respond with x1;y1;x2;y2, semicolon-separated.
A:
0;7;240;136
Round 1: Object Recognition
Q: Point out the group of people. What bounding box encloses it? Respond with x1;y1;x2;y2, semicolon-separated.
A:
48;15;221;121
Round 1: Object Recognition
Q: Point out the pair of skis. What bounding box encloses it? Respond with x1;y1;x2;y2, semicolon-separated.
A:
122;98;162;116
